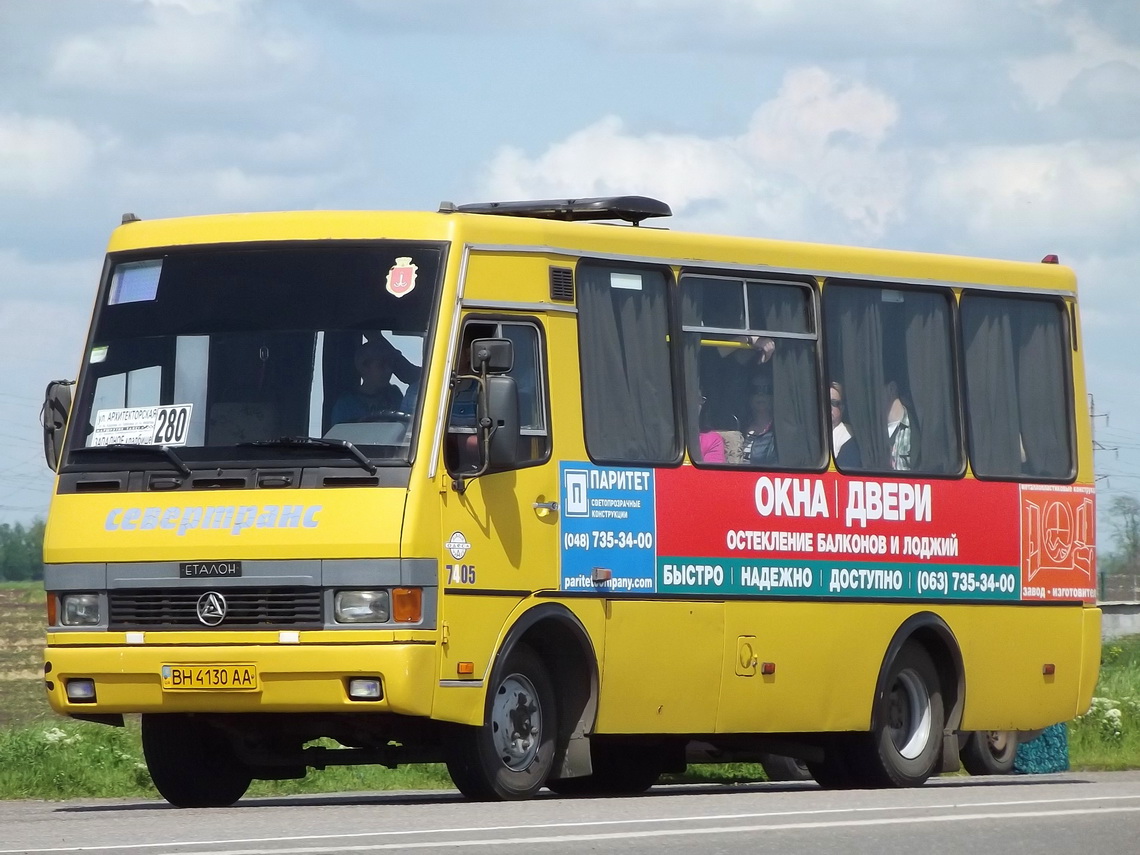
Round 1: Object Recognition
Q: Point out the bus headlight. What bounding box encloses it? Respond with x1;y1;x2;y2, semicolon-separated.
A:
334;590;390;623
60;593;101;626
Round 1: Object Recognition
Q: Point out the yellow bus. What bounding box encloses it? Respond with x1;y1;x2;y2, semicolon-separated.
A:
41;196;1099;806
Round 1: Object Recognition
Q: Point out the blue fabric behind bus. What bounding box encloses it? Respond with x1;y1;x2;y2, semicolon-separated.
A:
1013;723;1069;774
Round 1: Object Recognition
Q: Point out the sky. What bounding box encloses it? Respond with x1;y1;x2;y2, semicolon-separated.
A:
1;0;1139;546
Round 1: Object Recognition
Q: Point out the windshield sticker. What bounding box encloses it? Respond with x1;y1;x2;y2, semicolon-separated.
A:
89;346;108;364
91;404;193;447
386;257;418;298
108;259;162;305
610;272;643;291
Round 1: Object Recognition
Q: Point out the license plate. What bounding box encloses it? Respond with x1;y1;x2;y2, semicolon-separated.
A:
161;664;259;691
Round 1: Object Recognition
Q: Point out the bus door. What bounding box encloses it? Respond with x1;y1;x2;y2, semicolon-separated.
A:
438;316;558;685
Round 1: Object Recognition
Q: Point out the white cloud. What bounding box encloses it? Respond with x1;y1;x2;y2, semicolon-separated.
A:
1009;12;1140;108
48;1;307;92
148;122;355;170
0;114;97;196
480;67;905;242
918;142;1140;253
99;122;360;213
129;0;256;13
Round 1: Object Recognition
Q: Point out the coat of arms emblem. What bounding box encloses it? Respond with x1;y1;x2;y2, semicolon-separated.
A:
386;257;418;298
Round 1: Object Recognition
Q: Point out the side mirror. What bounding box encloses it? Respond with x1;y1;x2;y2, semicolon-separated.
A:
470;338;513;375
482;374;520;468
447;372;521;493
42;380;74;472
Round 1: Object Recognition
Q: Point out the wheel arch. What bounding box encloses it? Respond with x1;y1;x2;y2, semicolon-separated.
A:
874;612;965;737
493;602;600;779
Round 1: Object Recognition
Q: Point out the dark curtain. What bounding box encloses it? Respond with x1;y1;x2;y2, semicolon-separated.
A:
902;292;960;474
961;297;1022;476
764;291;823;468
1016;301;1072;477
578;266;677;463
825;286;889;469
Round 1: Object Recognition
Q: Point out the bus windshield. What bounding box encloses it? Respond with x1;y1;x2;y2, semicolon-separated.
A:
63;243;444;470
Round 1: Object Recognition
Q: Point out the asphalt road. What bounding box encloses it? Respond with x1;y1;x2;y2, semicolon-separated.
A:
4;772;1140;855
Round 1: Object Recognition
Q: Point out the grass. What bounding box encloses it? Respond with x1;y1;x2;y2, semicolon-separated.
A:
1067;638;1140;770
1;580;1136;799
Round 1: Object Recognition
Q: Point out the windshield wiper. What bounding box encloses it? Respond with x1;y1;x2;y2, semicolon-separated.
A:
240;436;378;475
72;443;192;477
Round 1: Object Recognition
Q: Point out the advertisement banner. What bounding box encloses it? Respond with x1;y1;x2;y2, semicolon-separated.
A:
558;462;1096;603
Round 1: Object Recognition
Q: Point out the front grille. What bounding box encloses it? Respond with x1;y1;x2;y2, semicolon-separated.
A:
109;587;323;629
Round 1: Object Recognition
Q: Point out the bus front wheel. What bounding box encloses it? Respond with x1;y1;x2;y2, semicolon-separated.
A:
445;644;557;800
141;714;252;807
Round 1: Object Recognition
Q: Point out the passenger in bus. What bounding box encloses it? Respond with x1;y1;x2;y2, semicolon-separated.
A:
332;335;419;423
742;374;777;465
698;396;727;463
885;379;912;470
830;381;862;468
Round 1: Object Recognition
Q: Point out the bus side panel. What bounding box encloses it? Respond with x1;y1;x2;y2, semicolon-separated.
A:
431;594;523;725
595;600;723;734
955;604;1089;730
717;601;893;733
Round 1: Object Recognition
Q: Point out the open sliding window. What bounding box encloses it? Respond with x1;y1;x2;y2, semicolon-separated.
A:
680;273;824;469
960;293;1074;481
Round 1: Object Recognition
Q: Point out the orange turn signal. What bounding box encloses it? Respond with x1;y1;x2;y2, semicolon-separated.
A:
457;661;475;676
46;594;57;627
391;587;422;623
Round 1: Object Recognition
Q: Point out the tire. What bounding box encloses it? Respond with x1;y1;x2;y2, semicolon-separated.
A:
141;714;252;807
546;741;663;796
855;644;945;788
445;645;557;800
759;753;813;782
806;735;861;790
960;730;1017;775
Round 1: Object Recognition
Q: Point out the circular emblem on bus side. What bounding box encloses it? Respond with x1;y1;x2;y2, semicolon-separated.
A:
446;531;471;560
196;591;227;626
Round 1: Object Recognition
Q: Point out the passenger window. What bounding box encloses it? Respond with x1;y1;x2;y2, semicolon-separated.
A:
578;263;678;464
961;294;1073;480
823;283;962;476
681;274;823;469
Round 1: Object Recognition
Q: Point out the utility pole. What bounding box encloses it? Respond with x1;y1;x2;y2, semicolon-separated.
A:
1090;394;1116;483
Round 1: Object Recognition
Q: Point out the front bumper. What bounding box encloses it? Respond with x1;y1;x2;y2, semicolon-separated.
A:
44;636;438;717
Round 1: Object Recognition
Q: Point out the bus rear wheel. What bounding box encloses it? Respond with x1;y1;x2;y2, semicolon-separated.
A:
960;730;1018;775
859;644;944;787
445;645;557;800
141;714;252;807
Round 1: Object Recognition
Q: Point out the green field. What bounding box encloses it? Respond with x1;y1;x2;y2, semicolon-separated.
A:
2;582;1135;800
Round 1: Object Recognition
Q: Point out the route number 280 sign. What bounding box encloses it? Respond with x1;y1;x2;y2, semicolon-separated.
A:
91;404;194;447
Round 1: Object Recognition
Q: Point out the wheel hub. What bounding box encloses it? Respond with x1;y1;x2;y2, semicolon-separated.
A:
886;668;932;760
491;674;541;771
